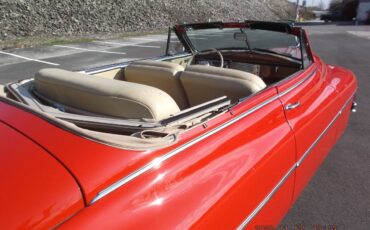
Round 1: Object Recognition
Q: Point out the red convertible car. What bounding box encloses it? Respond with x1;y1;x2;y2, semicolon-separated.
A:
0;21;357;229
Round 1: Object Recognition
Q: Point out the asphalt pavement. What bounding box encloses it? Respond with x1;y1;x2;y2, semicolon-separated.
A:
0;35;169;84
0;23;369;229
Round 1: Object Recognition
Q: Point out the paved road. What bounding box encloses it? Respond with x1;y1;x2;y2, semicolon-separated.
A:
0;35;169;84
1;24;369;228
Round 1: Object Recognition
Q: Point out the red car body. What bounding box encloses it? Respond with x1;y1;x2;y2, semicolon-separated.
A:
0;21;357;229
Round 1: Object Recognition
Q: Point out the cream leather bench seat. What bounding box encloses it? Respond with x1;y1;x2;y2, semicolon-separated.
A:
180;65;267;106
34;68;180;121
124;60;188;110
0;85;6;97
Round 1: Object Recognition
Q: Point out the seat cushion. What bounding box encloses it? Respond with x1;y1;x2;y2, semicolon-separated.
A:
124;60;188;109
180;65;266;106
34;68;180;120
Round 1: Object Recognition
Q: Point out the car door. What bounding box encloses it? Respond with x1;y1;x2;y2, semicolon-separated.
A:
277;32;340;202
58;87;297;229
188;88;297;229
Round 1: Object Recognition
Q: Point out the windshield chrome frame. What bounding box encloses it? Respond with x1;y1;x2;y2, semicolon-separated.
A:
172;21;307;67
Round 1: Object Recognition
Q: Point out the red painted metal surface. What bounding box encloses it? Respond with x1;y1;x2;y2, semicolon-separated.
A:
0;122;84;229
278;62;339;202
59;87;296;229
0;29;358;229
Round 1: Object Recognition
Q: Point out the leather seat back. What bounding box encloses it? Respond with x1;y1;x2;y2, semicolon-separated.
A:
124;61;188;109
0;85;5;97
34;68;180;121
180;65;266;106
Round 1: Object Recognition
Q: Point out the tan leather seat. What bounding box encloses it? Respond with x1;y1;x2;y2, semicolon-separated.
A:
124;60;188;109
180;65;266;106
0;85;5;97
34;68;180;121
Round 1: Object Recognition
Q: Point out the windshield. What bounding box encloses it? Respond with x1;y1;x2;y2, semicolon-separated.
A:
185;27;301;59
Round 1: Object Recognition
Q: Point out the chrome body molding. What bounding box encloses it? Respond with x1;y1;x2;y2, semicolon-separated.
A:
237;164;297;230
90;95;278;204
90;67;318;204
237;91;356;229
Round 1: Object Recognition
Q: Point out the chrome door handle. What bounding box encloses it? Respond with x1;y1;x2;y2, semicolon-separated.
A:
285;102;301;110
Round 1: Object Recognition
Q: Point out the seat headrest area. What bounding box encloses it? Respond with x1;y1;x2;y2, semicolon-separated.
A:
34;68;180;121
185;65;267;89
124;60;188;109
126;60;185;72
180;65;267;106
0;84;5;97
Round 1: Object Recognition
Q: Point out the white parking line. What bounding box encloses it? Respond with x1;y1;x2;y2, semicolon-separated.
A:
188;37;208;40
54;45;126;55
192;34;223;37
0;50;60;66
306;31;338;35
347;31;370;40
131;38;166;42
117;44;162;48
94;41;161;48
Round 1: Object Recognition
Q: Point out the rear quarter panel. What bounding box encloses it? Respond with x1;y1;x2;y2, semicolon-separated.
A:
0;122;84;229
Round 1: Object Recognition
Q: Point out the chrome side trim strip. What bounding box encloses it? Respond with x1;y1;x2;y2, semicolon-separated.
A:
237;164;297;230
90;67;318;204
237;92;355;229
278;66;316;97
90;95;279;204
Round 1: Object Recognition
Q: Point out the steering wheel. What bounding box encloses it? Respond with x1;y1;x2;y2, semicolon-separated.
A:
193;48;224;68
